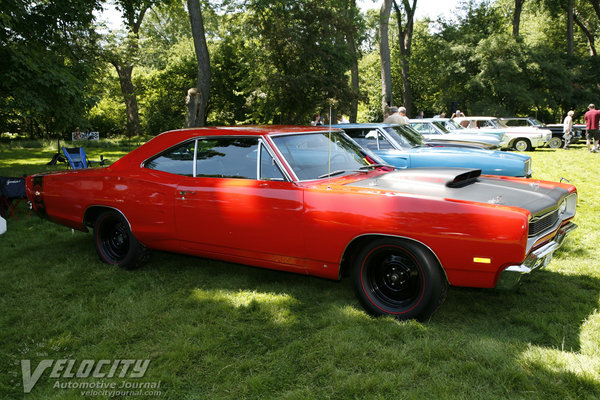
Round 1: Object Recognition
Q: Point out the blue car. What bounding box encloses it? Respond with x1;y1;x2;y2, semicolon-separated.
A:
333;123;532;177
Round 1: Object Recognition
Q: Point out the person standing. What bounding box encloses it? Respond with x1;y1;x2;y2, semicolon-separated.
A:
383;106;408;124
562;110;574;149
584;104;600;152
451;109;465;119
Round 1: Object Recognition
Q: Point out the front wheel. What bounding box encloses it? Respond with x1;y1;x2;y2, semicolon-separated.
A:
352;238;448;321
94;210;148;269
513;138;532;151
547;136;563;149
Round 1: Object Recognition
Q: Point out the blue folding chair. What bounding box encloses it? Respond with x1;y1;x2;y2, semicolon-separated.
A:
62;147;105;169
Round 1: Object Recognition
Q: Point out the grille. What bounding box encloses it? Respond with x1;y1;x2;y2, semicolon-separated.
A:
529;209;559;237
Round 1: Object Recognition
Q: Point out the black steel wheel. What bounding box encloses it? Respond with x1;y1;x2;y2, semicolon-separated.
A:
352;238;447;321
94;210;147;269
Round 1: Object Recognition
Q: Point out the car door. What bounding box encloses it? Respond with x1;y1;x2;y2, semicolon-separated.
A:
173;136;306;271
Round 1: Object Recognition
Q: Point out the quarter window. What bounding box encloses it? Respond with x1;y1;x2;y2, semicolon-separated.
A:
145;141;195;176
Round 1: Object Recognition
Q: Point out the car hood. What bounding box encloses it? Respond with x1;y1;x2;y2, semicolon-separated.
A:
407;146;530;161
424;133;500;144
454;128;505;138
346;168;569;216
503;127;550;136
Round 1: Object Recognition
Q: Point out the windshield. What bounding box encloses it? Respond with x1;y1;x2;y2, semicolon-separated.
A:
492;118;508;128
384;126;423;149
431;120;451;133
444;119;463;130
529;118;544;127
271;131;373;181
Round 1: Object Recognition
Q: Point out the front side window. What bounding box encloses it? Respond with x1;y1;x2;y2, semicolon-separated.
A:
343;129;394;151
260;144;285;180
196;137;258;179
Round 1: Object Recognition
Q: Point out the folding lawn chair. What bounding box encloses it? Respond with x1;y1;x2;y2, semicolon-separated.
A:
0;176;29;220
62;147;105;169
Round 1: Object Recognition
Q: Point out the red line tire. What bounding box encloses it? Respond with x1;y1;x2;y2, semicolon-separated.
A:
352;238;447;321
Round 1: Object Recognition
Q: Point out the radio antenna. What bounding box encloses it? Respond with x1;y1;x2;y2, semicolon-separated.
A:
327;98;337;190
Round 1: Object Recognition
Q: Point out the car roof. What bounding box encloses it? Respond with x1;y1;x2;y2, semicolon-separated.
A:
112;125;345;169
333;123;401;128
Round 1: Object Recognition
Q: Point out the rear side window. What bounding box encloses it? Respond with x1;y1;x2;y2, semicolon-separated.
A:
145;141;195;176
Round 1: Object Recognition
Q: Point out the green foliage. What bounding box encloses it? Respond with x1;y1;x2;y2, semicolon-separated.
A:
138;40;197;134
0;0;103;138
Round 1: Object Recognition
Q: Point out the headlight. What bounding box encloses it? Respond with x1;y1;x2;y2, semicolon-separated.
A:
558;199;568;216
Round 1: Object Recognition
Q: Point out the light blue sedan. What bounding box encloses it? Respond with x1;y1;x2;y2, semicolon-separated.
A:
333;123;532;177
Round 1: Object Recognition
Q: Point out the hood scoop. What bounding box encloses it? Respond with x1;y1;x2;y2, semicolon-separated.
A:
371;168;482;188
446;169;481;188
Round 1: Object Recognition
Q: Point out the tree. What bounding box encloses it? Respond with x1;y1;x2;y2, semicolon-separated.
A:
392;0;417;115
513;0;526;37
241;0;357;124
0;0;102;137
186;0;211;127
379;0;394;115
105;0;162;137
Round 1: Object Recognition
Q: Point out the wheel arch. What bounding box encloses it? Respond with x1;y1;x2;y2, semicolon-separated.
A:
84;206;131;231
339;234;448;283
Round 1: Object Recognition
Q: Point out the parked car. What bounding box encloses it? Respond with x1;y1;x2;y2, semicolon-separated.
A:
333;123;532;177
499;117;584;148
408;119;503;149
499;117;545;128
26;126;577;321
454;116;552;151
542;124;585;148
436;118;508;142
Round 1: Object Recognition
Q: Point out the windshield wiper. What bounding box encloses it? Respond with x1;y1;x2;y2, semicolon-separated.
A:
358;163;396;170
318;164;395;179
318;170;348;179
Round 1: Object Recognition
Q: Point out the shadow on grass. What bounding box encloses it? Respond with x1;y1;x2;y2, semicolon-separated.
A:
2;218;599;398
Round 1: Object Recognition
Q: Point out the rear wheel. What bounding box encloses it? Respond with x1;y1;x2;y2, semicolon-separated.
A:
548;136;563;149
94;210;147;269
513;138;532;151
352;238;448;321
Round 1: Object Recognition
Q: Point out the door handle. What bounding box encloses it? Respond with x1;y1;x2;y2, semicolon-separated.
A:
179;190;196;199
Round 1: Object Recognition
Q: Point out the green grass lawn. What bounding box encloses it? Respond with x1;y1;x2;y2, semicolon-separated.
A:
1;141;599;399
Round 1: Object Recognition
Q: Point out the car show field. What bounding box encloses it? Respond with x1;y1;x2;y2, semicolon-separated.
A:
1;135;599;399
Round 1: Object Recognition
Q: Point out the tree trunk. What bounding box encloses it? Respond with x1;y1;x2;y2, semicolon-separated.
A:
573;12;598;56
567;0;574;56
379;0;393;116
187;0;211;127
512;0;525;37
113;62;141;137
348;38;359;123
393;0;417;116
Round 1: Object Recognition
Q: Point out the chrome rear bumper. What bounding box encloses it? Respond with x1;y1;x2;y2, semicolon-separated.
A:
495;222;577;290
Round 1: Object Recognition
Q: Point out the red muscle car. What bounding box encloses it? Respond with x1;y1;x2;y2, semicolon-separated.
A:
26;126;578;321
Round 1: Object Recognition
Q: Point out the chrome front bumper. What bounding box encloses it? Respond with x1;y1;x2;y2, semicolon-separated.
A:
495;222;577;290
